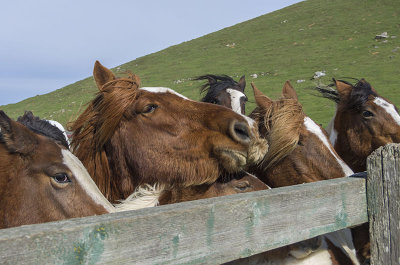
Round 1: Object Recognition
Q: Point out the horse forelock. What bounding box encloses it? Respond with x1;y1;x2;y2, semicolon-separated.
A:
70;77;139;200
197;74;240;102
252;99;304;169
316;79;378;112
17;111;69;149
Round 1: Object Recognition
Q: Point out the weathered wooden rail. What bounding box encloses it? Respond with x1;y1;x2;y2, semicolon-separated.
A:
0;144;398;264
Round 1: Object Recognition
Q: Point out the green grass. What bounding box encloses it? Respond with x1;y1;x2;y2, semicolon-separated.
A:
2;0;399;128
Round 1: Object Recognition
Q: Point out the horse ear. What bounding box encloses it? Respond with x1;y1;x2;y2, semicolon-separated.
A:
238;75;246;92
93;60;116;91
359;78;378;94
334;79;352;99
282;81;298;100
251;82;273;109
0;111;38;155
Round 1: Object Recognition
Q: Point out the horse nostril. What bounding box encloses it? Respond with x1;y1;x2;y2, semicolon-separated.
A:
230;121;251;144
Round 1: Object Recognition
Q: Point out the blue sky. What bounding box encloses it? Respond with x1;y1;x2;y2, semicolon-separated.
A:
0;0;302;106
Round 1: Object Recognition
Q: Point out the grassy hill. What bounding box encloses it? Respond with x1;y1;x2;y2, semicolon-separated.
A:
2;0;399;127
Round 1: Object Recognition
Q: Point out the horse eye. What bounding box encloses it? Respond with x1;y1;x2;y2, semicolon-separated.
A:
210;99;219;105
52;173;71;183
362;110;374;118
143;104;158;114
235;181;251;192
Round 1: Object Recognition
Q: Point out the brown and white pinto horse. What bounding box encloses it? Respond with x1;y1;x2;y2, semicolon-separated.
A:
197;74;247;114
315;78;400;263
319;78;400;172
249;81;353;187
0;111;115;229
237;82;360;265
70;61;267;203
199;79;359;264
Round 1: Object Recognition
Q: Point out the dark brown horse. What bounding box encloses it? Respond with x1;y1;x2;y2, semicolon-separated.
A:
317;78;400;172
70;61;267;203
196;74;247;114
0;111;115;229
315;78;400;263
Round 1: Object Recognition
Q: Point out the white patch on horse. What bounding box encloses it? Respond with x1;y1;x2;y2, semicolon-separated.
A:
374;97;400;126
141;87;188;99
326;112;338;146
233;237;333;265
304;117;354;177
61;149;115;213
115;184;162;211
226;88;246;114
325;229;360;265
46;119;70;147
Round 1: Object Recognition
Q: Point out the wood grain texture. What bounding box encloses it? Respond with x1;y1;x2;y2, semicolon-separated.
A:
0;177;367;265
367;143;400;265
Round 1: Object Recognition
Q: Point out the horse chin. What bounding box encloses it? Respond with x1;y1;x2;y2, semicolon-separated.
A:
214;148;247;173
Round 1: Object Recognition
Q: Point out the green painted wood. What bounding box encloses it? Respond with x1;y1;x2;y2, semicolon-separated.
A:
367;143;400;265
0;177;367;265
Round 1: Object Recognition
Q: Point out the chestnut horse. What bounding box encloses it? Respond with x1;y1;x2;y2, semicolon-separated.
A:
13;111;268;218
0;111;115;229
70;61;267;203
196;79;359;264
196;74;247;114
249;81;353;187
237;82;360;265
315;78;400;263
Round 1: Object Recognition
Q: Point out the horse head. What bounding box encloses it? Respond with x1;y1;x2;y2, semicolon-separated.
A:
318;78;400;172
0;110;114;228
70;62;267;202
197;74;247;114
249;81;353;188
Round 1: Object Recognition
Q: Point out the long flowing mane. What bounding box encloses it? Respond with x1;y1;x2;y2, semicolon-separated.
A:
251;99;305;169
196;74;240;103
69;74;141;199
313;78;377;111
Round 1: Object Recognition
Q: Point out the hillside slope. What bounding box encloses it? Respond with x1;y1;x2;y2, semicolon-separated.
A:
2;0;399;127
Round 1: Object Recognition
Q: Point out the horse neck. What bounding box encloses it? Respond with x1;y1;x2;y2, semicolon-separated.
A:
328;111;367;172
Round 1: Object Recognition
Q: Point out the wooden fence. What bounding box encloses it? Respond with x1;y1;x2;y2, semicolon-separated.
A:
0;144;399;265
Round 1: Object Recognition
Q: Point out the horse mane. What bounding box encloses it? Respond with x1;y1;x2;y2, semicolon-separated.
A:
69;74;140;200
313;78;377;111
251;99;305;169
195;74;239;103
16;111;69;149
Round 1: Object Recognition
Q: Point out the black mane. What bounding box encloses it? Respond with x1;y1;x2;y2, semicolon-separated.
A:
195;74;241;103
17;111;69;149
313;78;377;111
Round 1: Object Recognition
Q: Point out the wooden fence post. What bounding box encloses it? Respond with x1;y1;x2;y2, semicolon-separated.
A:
367;143;400;265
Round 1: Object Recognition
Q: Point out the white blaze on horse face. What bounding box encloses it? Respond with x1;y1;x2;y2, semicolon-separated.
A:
374;97;400;126
303;117;354;177
226;88;246;114
140;87;189;100
62;149;115;213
